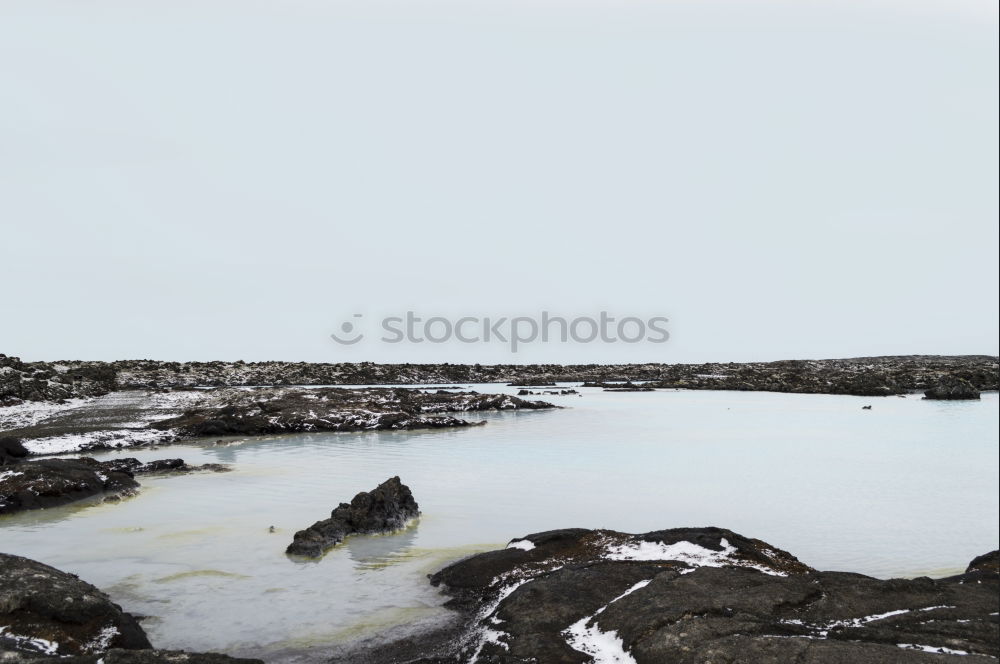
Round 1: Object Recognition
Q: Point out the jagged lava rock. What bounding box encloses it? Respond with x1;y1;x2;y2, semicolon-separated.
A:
286;476;419;557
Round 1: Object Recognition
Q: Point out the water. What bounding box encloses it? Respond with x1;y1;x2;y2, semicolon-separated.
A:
2;386;998;659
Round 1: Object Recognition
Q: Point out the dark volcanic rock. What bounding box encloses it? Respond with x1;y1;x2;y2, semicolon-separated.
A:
0;457;228;515
286;476;420;557
5;354;998;402
1;436;29;465
966;550;999;575
0;553;151;656
149;387;552;439
0;458;139;514
0;553;264;664
342;527;1000;663
924;378;982;400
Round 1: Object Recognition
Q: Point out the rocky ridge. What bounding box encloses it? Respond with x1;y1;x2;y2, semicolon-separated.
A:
3;354;997;403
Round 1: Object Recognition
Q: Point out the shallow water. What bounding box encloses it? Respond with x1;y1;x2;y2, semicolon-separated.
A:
2;386;998;659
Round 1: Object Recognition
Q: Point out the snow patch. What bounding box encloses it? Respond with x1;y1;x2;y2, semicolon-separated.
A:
604;538;786;576
507;539;535;551
0;625;61;655
562;580;651;664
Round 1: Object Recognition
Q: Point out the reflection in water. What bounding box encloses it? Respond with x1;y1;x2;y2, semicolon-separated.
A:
1;386;997;660
344;520;420;570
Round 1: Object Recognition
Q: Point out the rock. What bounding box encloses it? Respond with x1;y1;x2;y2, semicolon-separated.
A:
966;550;999;575
924;378;981;400
98;458;230;476
1;436;28;465
286;476;420;557
343;527;1000;663
4;354;997;404
0;458;139;514
147;388;552;439
0;457;228;515
0;553;264;664
0;553;151;656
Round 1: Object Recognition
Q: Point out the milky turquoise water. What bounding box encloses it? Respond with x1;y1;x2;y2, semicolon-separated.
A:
1;386;997;660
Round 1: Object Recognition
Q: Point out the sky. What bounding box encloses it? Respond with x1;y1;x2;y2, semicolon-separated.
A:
1;0;997;365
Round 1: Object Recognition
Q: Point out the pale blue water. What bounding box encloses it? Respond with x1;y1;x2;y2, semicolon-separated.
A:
1;386;997;659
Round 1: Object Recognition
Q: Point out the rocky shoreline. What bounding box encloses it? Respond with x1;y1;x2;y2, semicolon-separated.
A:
5;527;993;663
3;354;997;403
0;441;228;515
0;552;261;663
331;528;1000;663
0;387;556;457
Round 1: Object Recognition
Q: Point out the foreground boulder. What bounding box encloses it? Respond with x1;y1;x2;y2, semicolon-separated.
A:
0;554;263;663
0;553;151;655
0;457;228;515
332;528;1000;663
924;378;981;400
286;476;420;557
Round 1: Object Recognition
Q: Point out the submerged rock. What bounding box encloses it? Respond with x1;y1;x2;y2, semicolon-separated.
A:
0;457;228;515
0;554;263;664
924;378;981;400
337;527;1000;663
286;476;420;557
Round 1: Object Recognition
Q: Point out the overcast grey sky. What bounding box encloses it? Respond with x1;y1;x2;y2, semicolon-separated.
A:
1;0;997;364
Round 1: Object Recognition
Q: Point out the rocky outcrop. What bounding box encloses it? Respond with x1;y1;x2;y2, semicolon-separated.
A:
966;550;999;576
0;553;151;655
0;554;263;663
924;378;982;400
3;354;998;403
286;476;420;558
0;456;228;515
336;528;1000;663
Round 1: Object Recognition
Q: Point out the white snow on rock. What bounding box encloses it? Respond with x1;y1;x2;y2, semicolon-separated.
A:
603;538;786;576
20;429;175;456
562;580;651;664
0;397;93;430
0;626;61;656
507;539;535;551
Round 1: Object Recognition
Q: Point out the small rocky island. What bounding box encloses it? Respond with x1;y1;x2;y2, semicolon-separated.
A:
287;476;420;557
336;528;1000;663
